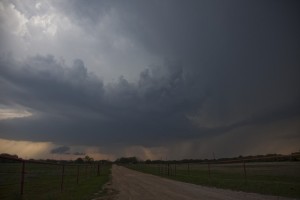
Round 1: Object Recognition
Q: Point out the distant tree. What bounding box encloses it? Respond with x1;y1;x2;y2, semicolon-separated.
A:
145;159;151;164
115;157;138;164
75;157;84;163
0;153;19;159
0;153;19;163
84;155;94;163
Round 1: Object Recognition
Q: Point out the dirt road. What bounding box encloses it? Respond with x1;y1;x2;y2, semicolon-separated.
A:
110;165;294;200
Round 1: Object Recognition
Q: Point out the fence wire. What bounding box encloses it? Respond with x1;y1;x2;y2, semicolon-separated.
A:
0;156;105;199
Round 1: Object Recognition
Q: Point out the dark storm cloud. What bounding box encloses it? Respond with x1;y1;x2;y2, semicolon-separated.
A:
0;55;104;112
50;146;70;154
73;152;85;156
0;50;299;147
0;55;206;146
0;0;300;157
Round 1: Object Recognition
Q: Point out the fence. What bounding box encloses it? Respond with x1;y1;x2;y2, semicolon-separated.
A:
0;156;105;199
125;154;300;198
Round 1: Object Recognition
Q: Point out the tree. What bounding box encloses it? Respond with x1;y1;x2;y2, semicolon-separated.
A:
75;157;84;163
84;155;94;163
115;157;138;164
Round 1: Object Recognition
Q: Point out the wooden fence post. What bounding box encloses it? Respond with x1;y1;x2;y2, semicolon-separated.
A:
76;165;79;184
61;165;65;192
208;163;211;179
243;161;247;182
85;165;87;178
97;164;100;176
20;161;25;195
174;163;177;176
90;164;92;177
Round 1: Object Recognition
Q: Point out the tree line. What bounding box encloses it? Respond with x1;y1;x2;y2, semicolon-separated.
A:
115;152;300;164
0;153;111;164
1;151;299;164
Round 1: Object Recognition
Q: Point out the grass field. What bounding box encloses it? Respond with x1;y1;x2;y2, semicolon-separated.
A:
0;161;111;200
127;162;300;198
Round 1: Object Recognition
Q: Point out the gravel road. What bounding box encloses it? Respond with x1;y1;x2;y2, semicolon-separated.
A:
110;165;295;200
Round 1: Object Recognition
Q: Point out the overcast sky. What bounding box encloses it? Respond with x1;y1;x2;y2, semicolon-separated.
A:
0;0;299;160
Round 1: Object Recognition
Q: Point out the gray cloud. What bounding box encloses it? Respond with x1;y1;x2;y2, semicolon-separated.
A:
0;53;298;148
0;55;206;146
0;0;299;158
73;152;85;156
50;146;70;154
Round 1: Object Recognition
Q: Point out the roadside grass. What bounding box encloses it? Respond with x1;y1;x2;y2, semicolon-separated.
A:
127;162;300;199
0;162;111;200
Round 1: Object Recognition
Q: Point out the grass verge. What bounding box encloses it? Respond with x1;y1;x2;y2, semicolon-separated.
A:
0;163;112;200
126;162;300;199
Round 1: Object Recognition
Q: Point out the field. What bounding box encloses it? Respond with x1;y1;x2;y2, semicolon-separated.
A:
126;162;300;198
0;160;111;200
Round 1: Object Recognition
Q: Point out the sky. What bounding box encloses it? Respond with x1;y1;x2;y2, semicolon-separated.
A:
0;0;299;161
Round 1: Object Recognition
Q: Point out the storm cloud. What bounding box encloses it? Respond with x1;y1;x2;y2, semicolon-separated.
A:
50;146;70;154
0;0;299;159
0;54;205;146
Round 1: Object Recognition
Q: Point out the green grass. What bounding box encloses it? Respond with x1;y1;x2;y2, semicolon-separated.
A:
0;162;111;200
127;162;300;199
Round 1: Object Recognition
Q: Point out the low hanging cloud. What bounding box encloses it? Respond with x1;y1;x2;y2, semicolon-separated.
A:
73;152;85;156
50;146;70;154
0;54;299;151
0;55;206;147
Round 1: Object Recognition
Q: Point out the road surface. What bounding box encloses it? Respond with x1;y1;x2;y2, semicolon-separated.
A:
103;165;295;200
